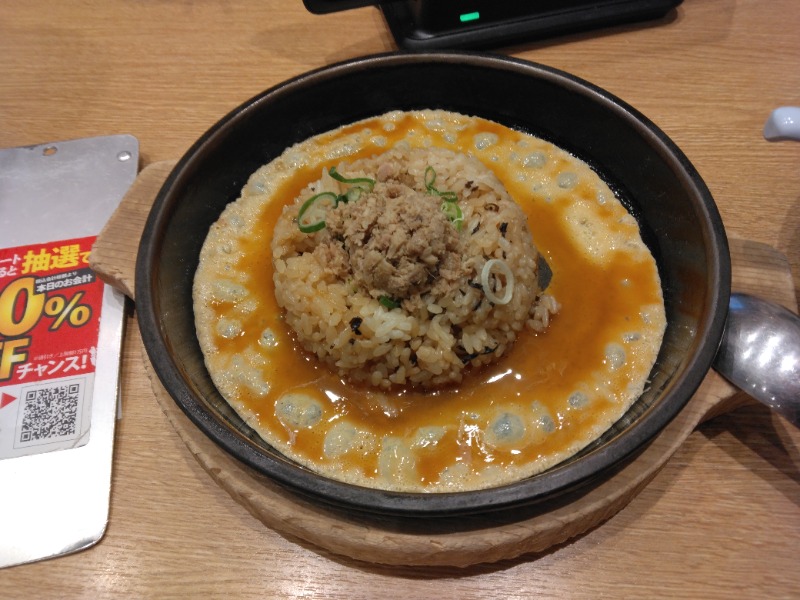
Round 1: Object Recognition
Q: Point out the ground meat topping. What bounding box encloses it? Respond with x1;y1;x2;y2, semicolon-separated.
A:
324;181;464;299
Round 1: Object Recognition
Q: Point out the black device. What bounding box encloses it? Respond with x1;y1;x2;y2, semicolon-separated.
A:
303;0;682;50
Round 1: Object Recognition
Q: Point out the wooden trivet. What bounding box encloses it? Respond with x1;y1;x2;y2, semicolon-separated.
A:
91;161;798;567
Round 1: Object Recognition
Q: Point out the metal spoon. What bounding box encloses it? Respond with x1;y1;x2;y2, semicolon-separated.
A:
713;293;800;427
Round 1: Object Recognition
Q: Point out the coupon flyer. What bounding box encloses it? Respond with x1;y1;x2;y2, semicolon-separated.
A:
0;236;104;459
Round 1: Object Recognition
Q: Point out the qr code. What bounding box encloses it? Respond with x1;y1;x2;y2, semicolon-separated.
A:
18;381;84;445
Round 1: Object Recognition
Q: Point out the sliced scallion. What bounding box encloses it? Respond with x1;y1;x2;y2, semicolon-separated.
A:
329;166;375;192
296;166;376;234
424;167;457;201
343;186;364;204
378;295;401;309
297;191;336;233
425;166;462;227
440;200;463;229
480;258;515;305
424;166;437;190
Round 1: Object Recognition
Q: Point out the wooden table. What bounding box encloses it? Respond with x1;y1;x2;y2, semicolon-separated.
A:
2;0;799;597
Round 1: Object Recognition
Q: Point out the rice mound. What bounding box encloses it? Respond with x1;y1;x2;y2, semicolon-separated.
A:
271;144;558;389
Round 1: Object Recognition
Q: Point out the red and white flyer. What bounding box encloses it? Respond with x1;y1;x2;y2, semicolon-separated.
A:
0;236;105;459
0;134;138;569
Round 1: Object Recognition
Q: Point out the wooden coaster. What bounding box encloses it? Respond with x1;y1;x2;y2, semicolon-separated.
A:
90;161;798;567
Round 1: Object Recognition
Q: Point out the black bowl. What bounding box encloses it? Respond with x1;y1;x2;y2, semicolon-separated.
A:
135;51;730;517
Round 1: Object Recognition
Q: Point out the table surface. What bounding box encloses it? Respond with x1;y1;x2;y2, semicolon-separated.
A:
2;1;799;597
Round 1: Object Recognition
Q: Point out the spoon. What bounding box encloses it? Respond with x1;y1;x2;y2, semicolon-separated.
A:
713;293;800;427
714;109;800;426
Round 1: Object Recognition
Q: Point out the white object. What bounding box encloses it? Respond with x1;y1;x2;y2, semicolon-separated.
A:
0;135;138;568
763;106;800;141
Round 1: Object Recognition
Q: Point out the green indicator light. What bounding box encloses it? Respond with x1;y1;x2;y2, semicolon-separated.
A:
460;11;480;23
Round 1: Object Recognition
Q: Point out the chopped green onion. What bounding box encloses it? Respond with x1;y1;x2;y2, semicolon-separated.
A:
343;186;364;203
440;200;463;229
297;192;336;233
480;258;515;305
424;166;437;190
424;167;457;200
296;166;376;234
378;295;401;309
329;166;375;192
425;166;461;227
